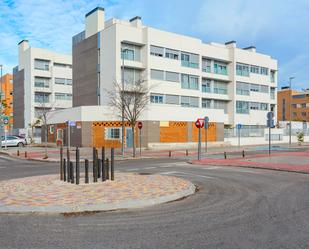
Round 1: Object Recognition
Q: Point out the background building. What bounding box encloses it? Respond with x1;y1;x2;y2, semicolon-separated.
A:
0;73;13;129
13;40;72;140
277;87;309;123
47;7;278;148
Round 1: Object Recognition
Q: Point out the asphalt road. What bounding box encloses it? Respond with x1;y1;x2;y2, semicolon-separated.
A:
0;155;308;249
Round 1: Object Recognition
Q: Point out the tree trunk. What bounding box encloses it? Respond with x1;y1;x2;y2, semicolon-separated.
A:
132;126;136;158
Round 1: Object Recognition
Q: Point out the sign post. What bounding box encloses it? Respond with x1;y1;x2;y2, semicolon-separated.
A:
236;124;242;148
195;119;204;160
267;112;274;155
137;121;143;157
3;116;9;150
204;116;209;153
67;121;76;149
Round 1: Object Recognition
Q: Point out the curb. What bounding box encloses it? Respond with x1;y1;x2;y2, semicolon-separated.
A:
0;182;196;214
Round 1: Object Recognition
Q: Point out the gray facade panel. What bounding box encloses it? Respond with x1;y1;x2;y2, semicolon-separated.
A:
81;122;93;147
216;122;224;141
73;34;99;107
13;69;25;128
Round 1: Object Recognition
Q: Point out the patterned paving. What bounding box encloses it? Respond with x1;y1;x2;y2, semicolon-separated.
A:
0;173;194;213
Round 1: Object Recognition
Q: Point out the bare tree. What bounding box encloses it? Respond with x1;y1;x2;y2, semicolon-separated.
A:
108;78;149;157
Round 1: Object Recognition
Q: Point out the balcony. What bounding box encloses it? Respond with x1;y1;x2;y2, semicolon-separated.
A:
181;60;199;69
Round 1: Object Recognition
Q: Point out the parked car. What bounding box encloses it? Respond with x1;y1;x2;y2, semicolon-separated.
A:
1;135;27;147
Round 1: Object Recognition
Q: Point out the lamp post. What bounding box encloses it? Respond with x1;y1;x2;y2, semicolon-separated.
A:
121;48;129;158
0;64;3;150
289;76;295;146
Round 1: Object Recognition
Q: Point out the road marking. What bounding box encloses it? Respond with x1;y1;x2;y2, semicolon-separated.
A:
144;166;156;169
161;171;214;179
202;166;221;170
125;168;139;171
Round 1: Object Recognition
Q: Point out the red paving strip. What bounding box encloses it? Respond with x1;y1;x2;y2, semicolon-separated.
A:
191;151;309;173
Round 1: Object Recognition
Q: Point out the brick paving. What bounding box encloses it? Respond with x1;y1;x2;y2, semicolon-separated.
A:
0;173;195;213
191;151;309;173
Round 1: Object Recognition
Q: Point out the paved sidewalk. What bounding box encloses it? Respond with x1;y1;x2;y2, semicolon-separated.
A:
0;173;195;213
191;151;309;174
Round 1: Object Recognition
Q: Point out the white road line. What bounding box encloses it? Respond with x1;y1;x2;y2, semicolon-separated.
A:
161;171;214;179
144;166;156;169
125;168;139;171
202;166;221;170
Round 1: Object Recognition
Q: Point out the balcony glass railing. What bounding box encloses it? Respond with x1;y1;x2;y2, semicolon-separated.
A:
181;60;199;69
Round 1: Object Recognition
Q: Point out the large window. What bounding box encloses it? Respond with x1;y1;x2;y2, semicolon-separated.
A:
270;70;276;83
236;101;249;114
213;100;228;113
250;65;259;74
213;81;228;95
180;96;199;107
202;98;211;108
34;77;50;88
270;87;276;99
181;74;199;90
54;63;72;68
250;84;260;92
150;69;164;80
165;71;179;82
150;94;164;104
121;42;141;61
55;78;66;85
214;61;228;75
202;59;211;73
236;82;250;95
260;67;268;75
150;45;164;57
202;79;211;93
106;128;121;139
34;92;50;103
55;93;72;101
124;68;142;84
165;48;179;60
236;63;249;77
34;59;49;71
165;94;179;105
181;52;199;68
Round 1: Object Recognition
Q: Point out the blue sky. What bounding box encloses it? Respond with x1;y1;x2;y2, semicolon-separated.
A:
0;0;308;89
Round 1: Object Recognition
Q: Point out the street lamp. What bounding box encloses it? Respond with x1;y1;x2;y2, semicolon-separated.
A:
289;76;295;146
0;64;3;150
121;48;129;158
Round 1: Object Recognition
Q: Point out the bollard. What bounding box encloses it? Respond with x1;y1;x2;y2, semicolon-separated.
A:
85;159;89;184
102;147;105;165
242;150;245;158
63;159;66;182
92;147;96;177
67;157;71;183
169;150;171;157
224;152;227;159
67;147;70;165
60;146;63;180
106;157;109;180
102;158;106;182
186;149;189;156
111;148;115;181
97;158;101;178
17;150;20;156
25;151;27;158
76;147;80;185
70;162;74;184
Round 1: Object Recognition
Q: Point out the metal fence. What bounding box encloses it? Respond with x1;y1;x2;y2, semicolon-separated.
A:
282;128;309;136
224;128;265;138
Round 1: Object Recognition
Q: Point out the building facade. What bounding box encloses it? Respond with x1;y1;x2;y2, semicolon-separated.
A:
47;7;278;148
277;87;309;122
13;40;72;138
0;73;13;128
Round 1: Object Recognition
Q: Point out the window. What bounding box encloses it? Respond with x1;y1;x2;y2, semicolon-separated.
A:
282;98;286;120
34;59;49;71
250;65;259;74
106;128;121;139
250;102;260;110
150;94;163;104
150;45;164;57
55;93;66;100
270;87;276;99
213;100;228;113
270;70;276;83
301;103;306;108
213;81;227;95
55;78;66;85
165;94;179;105
150;69;164;80
260;67;268;75
165;48;179;60
236;82;250;95
180;96;199;107
165;71;179;82
260;103;268;111
121;42;141;61
66;79;72;85
202;98;211;108
214;61;228;75
181;52;199;68
66;94;72;101
181;74;199;90
34;92;50;103
202;79;211;93
54;63;72;68
270;104;275;112
236;101;249;114
236;63;249;77
250;84;260;92
124;68;142;84
34;108;45;118
202;59;211;73
260;85;269;93
34;77;50;88
302;112;307;117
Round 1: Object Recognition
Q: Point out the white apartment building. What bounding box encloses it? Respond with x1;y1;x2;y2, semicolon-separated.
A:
13;40;72;138
46;7;278;148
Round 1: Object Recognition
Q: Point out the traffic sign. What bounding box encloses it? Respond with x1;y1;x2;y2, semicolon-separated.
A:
137;121;143;129
267;112;274;120
236;124;242;129
204;116;209;129
68;121;76;126
267;119;275;128
3;116;9;125
195;119;204;129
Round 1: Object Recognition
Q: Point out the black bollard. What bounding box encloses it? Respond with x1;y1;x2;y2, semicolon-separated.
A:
242;150;245;158
224;152;227;159
92;147;96;177
186;149;189;156
111;148;115;181
97;158;101;178
169;150;171;157
102;158;106;182
67;157;71;183
60;146;63;180
76;147;80;185
67;147;70;166
106;157;109;180
70;162;74;184
25;151;27;158
17;150;20;156
85;159;89;184
63;159;66;182
102;147;105;165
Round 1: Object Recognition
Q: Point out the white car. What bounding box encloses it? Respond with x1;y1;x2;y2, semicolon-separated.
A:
1;135;27;147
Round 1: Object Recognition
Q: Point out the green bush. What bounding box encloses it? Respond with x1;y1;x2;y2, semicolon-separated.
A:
297;131;304;143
